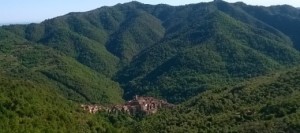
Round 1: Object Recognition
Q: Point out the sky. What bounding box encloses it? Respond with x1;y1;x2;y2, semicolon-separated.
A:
0;0;299;24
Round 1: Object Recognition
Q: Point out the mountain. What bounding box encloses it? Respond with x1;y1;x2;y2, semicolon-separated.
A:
1;0;300;132
234;3;300;50
137;66;300;132
116;1;300;103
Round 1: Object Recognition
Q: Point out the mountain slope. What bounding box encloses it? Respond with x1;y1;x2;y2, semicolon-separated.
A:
0;28;123;104
3;1;300;104
137;66;300;132
0;27;123;132
1;1;300;132
117;1;300;103
0;73;120;132
235;3;300;49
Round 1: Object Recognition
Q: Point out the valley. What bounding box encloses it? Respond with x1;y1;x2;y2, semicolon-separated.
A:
1;0;300;132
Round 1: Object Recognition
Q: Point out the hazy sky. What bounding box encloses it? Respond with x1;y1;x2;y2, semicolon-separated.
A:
0;0;299;24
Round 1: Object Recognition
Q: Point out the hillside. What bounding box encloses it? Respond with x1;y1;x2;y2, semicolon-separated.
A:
1;0;300;132
137;66;300;132
116;1;300;103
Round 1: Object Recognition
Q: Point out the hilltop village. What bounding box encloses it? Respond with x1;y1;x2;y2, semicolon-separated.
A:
81;95;175;115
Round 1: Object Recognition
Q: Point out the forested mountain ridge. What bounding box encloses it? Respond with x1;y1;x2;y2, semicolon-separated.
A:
116;1;300;102
137;66;300;132
1;0;300;132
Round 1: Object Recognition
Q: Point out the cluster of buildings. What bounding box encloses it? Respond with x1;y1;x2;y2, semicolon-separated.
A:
81;95;175;115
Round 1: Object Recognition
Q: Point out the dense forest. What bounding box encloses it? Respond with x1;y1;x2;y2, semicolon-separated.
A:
1;0;300;132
